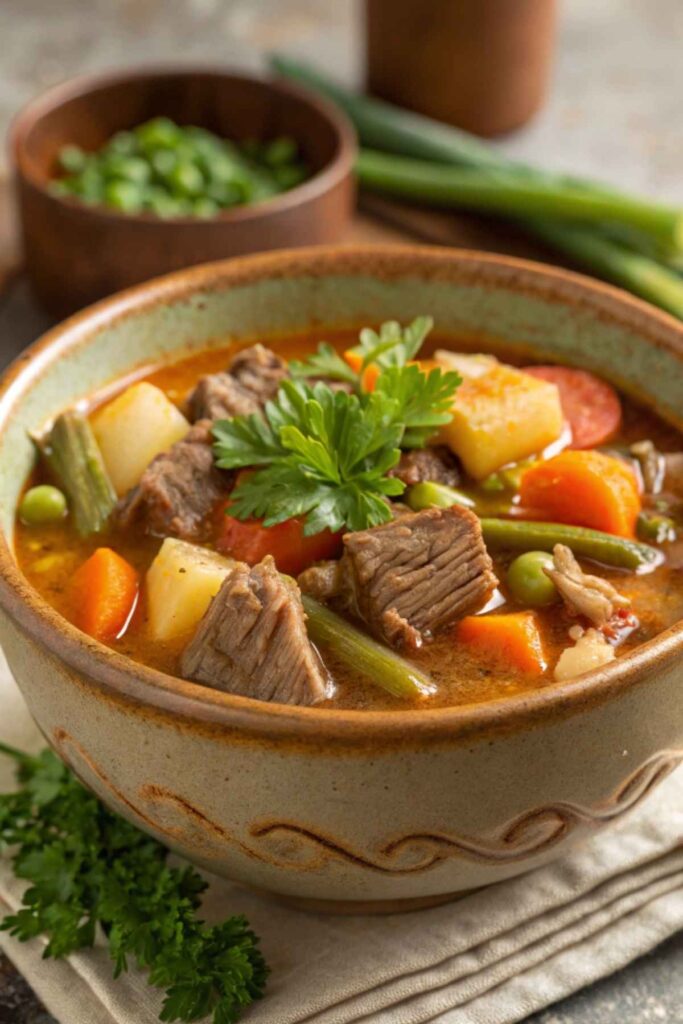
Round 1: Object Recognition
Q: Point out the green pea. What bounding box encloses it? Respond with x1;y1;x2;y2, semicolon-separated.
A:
191;197;220;218
103;155;151;185
507;551;558;608
136;116;180;150
104;180;145;213
19;485;68;526
58;144;87;174
106;131;138;156
167;161;205;198
273;163;308;190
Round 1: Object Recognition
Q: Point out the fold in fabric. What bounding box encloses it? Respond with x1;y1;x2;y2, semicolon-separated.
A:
0;651;680;1024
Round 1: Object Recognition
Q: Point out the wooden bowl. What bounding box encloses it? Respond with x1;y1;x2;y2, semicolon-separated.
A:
10;67;356;316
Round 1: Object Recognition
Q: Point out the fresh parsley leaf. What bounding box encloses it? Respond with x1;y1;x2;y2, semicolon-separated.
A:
350;316;434;370
287;316;434;383
0;743;267;1024
215;380;404;535
289;342;358;385
212;320;461;536
376;364;462;448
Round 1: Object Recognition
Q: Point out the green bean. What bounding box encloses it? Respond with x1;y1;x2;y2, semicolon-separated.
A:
481;519;661;572
41;412;116;536
637;512;677;544
19;485;68;526
406;481;476;511
405;481;516;518
301;594;436;700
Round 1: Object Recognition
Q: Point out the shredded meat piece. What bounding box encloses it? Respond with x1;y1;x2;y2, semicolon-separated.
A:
187;344;288;421
388;446;460;488
181;557;330;706
544;544;630;627
115;419;231;541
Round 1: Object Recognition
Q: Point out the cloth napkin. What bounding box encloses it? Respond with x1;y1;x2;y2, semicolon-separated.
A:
0;649;680;1024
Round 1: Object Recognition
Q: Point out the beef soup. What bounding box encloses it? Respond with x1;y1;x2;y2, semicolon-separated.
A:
14;320;683;712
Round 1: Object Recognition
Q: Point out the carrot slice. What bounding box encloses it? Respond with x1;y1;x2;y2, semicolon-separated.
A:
343;349;363;374
519;450;641;538
523;366;622;449
72;547;139;642
456;612;547;675
215;502;343;576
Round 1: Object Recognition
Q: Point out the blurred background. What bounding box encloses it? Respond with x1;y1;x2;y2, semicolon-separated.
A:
1;0;681;193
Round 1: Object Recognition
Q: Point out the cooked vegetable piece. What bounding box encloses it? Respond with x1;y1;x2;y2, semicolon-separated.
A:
481;518;659;571
215;504;343;575
507;552;558;608
43;411;116;536
637;511;676;543
93;382;190;497
406;480;476;511
301;594;435;699
522;366;622;449
437;360;564;478
456;612;547;675
146;538;234;641
72;548;139;642
19;485;67;525
554;628;615;681
519;450;641;537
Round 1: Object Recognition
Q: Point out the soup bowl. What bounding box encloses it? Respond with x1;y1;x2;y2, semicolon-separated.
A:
0;246;681;911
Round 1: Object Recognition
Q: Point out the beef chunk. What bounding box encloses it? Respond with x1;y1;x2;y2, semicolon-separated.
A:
339;506;497;649
115;420;230;540
188;344;288;421
388;446;460;488
181;557;329;706
298;560;343;603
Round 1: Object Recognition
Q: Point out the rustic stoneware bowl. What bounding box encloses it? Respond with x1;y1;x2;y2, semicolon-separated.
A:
0;247;681;913
11;67;356;317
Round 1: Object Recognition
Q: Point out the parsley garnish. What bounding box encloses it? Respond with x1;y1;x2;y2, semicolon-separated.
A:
213;319;461;535
0;744;267;1024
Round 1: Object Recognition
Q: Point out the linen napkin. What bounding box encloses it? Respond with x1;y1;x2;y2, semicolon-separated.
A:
0;647;680;1024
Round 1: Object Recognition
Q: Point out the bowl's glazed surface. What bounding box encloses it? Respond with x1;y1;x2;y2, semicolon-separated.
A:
0;246;681;910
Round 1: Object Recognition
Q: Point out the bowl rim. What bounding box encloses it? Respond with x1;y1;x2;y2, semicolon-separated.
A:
9;63;357;227
1;243;682;746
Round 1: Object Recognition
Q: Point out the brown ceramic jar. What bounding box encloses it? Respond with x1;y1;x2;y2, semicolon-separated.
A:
365;0;557;137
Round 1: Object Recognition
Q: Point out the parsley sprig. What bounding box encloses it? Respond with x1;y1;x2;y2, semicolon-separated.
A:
0;744;267;1024
213;319;461;535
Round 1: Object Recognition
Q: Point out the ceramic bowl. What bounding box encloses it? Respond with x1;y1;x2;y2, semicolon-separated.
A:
11;67;356;317
0;246;681;913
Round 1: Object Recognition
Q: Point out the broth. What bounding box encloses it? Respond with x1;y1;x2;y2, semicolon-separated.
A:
14;330;683;711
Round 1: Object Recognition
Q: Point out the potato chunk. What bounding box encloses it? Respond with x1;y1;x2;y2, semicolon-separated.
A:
554;628;615;681
146;538;234;641
438;360;564;479
93;383;189;496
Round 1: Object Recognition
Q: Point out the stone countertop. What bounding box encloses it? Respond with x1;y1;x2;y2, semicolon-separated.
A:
0;0;681;1021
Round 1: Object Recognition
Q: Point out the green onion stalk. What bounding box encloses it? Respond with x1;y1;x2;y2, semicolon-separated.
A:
270;56;683;319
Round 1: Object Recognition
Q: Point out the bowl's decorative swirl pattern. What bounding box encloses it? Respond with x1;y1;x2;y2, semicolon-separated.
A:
52;728;681;874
